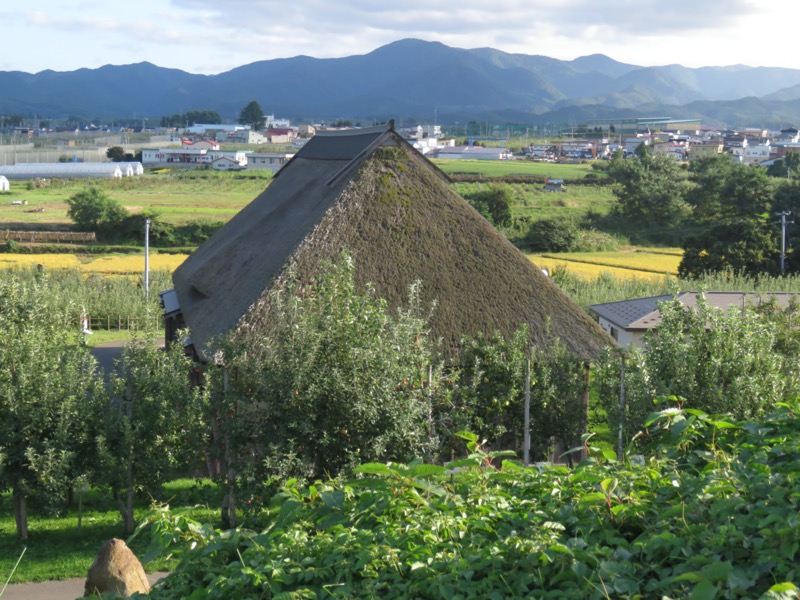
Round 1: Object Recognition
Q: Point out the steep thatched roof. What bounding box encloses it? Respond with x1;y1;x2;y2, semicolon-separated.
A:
172;123;613;361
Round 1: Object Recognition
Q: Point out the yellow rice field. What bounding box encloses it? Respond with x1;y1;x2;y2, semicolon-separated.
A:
535;250;681;276
0;253;189;274
0;249;680;280
529;250;682;281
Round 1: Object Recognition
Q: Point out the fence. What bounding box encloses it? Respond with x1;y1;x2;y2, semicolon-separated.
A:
1;230;96;243
83;315;162;332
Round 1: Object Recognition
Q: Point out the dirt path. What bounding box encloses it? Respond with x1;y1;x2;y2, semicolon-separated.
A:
1;571;169;600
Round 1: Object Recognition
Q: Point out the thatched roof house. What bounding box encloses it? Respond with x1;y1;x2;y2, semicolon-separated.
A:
165;122;612;361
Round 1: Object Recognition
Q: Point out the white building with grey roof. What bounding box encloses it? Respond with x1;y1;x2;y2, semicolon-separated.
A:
590;292;799;348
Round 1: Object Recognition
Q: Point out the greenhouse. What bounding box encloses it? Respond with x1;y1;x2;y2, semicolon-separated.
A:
0;162;138;179
120;161;144;176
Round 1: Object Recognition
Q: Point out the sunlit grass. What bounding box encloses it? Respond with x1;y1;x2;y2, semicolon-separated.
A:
0;479;221;582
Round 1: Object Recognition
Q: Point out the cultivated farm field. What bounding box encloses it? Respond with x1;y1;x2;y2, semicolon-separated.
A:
0;167;664;281
0;170;271;229
0;252;188;273
532;249;682;277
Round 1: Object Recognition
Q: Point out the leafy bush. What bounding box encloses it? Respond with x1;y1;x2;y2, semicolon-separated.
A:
595;295;800;444
97;338;208;533
202;255;442;525
174;219;224;245
4;265;169;327
523;216;581;252
138;403;800;599
443;328;589;462
1;239;22;253
0;274;107;538
66;187;128;239
573;228;623;252
461;183;513;227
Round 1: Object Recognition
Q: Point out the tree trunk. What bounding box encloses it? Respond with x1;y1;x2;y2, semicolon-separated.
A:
13;486;29;540
220;368;237;530
221;484;236;530
114;489;135;535
119;380;135;535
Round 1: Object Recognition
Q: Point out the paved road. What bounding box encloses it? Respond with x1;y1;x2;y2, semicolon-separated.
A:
1;571;169;600
89;338;166;382
89;340;127;381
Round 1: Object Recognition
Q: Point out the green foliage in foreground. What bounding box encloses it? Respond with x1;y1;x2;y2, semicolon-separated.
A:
133;405;800;599
595;295;800;445
0;480;220;582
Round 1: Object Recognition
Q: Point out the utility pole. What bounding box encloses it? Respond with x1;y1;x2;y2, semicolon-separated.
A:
776;211;793;276
144;218;151;298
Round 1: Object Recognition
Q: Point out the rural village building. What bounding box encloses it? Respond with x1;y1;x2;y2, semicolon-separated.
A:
266;128;298;144
224;130;267;145
298;124;317;138
0;175;8;190
689;141;724;158
211;156;246;171
434;145;514;160
184;124;247;138
590;292;798;348
184;140;219;151
245;152;294;173
161;122;612;362
141;148;248;166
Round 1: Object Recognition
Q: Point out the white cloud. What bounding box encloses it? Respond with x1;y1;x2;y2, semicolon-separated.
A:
0;0;796;73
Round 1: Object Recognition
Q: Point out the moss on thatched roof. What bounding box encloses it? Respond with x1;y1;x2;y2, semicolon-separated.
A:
172;124;613;361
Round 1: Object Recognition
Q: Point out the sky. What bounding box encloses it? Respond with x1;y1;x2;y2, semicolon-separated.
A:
1;0;797;75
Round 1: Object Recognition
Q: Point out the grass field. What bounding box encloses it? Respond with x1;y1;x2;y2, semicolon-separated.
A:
454;180;617;221
0;171;269;228
0;164;617;238
0;480;221;582
432;158;600;179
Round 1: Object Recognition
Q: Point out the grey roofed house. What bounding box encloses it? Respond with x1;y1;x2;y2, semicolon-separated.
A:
590;291;799;348
167;121;613;361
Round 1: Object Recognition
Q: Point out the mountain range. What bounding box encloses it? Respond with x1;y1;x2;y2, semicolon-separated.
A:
2;39;800;129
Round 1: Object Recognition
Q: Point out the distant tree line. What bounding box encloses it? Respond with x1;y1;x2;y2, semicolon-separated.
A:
160;110;222;128
594;147;800;277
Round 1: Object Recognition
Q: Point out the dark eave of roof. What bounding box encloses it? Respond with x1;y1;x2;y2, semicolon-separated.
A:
590;291;800;330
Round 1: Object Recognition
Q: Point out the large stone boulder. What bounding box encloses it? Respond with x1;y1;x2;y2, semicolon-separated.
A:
84;538;150;597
